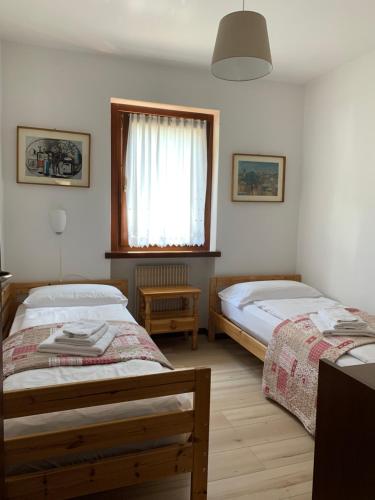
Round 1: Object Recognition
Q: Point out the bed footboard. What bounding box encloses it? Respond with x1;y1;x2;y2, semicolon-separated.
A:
3;367;211;500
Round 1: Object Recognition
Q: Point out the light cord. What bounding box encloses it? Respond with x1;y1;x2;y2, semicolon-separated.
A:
58;236;63;282
57;240;91;282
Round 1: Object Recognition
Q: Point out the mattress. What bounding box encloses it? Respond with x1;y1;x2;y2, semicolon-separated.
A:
221;300;279;346
5;303;190;472
221;298;366;367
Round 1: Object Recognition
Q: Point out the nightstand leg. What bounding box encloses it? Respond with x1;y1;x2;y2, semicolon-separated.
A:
139;294;145;325
192;294;199;350
145;297;152;334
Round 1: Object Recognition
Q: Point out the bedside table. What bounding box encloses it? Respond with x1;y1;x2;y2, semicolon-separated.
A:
138;286;201;350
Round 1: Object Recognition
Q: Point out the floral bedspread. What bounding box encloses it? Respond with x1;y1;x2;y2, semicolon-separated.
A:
3;321;173;378
262;309;375;435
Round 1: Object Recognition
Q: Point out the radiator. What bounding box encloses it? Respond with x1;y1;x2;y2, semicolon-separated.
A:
135;264;189;320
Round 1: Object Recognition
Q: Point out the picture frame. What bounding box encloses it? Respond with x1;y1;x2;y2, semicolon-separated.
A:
232;154;286;202
17;126;91;188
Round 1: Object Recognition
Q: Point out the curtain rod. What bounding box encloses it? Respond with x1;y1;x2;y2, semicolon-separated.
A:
121;109;209;121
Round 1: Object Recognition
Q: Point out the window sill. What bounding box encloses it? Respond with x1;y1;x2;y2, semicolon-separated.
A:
105;250;221;259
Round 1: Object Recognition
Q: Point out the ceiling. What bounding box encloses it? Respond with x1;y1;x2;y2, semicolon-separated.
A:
0;0;375;83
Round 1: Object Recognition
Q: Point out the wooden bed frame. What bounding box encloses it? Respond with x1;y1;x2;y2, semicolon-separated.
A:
208;274;302;361
1;279;210;500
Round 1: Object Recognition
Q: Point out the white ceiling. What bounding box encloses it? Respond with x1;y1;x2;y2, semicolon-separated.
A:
1;0;375;83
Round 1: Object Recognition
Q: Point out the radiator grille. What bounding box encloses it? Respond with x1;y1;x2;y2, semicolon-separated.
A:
135;264;189;320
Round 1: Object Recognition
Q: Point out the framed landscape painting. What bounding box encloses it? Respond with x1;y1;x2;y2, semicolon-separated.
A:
17;126;91;187
232;154;286;202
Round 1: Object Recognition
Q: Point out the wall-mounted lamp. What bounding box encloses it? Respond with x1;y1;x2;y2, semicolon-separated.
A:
49;209;67;235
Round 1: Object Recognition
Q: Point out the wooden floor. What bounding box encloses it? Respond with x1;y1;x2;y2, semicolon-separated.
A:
87;335;314;500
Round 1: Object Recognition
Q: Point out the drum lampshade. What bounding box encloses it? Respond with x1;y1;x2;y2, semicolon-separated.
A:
211;10;272;81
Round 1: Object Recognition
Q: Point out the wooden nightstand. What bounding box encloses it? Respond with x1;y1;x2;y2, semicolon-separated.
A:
138;286;201;350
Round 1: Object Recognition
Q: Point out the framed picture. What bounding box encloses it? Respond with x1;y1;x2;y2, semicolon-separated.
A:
17;126;91;187
232;154;286;202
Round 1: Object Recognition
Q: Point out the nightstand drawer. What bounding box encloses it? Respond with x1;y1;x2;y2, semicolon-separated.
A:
150;317;195;334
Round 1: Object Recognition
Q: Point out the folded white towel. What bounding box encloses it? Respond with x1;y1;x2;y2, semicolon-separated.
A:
55;324;108;346
330;323;368;330
319;308;367;329
38;325;118;357
63;321;106;338
320;307;359;323
311;313;375;337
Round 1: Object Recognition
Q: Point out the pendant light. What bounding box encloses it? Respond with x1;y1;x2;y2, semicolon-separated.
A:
211;0;272;81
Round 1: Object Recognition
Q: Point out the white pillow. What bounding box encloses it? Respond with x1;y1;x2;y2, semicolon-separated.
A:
23;284;128;308
218;280;321;308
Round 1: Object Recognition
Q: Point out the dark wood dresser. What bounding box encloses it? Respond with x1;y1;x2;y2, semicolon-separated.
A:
0;270;12;498
313;359;375;500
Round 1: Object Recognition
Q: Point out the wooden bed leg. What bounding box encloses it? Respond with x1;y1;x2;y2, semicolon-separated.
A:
192;294;199;350
208;278;217;342
191;368;211;500
208;313;215;342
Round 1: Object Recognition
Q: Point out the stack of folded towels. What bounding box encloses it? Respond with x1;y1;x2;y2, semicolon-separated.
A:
310;307;375;337
38;321;117;356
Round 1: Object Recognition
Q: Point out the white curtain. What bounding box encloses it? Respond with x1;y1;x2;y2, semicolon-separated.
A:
125;113;208;248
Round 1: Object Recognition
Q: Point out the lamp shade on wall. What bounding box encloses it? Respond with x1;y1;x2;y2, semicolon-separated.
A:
211;11;272;81
49;209;67;235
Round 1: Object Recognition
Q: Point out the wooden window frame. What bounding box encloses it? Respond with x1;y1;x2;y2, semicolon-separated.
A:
110;103;214;255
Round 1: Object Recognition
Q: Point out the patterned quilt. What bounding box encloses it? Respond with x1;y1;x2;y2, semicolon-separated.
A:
3;321;173;379
262;309;375;435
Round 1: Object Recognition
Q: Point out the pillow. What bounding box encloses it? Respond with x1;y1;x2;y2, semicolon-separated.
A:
23;284;128;308
218;280;321;308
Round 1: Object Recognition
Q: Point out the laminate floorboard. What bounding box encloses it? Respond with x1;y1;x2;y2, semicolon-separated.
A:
84;335;313;499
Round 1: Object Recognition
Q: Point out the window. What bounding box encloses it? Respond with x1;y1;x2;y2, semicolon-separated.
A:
110;101;215;255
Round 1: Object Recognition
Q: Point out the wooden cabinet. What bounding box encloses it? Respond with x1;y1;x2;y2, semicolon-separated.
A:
313;360;375;499
139;286;201;350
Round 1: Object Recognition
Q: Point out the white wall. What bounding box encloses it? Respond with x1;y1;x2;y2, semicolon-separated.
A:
2;42;304;321
215;81;303;275
298;50;375;313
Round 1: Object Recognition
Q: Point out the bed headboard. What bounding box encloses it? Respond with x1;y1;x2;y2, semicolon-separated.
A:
209;274;302;315
1;279;128;338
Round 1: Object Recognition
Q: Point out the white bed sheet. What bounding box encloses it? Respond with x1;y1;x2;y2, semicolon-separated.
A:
254;297;339;320
9;303;137;335
221;300;279;346
221;299;365;367
5;304;190;472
